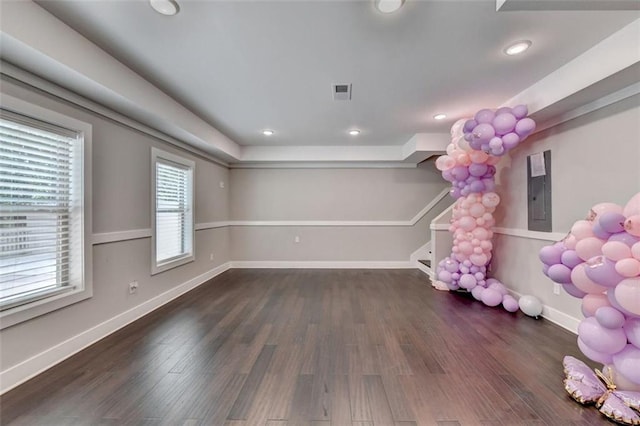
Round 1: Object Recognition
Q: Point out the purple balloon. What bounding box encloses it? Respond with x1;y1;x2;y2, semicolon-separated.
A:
471;285;485;301
585;256;625;287
474;109;495;124
495;106;513;116
502;295;520;312
578;316;627;354
472;123;496;143
562;283;587;298
459;273;477;289
609;232;640;247
624;318;640;347
481;288;503;307
438;270;452;283
489;137;503;149
515;118;536;138
595;306;626;329
449;187;462;199
485;165;497;177
469;180;486;193
469;163;488;177
482;179;496;192
451;272;460;281
592;221;611;240
451;166;469;181
599;212;626;234
490;146;505;156
492;112;517;135
447;282;460;291
464;133;474;142
512;104;529;119
578;336;613;364
612;345;640;384
469;265;480;274
561;250;583;269
548;264;572;284
501;132;521;150
539;244;563;265
463;119;478;133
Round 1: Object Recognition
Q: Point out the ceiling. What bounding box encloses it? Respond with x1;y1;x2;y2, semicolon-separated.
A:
33;0;638;153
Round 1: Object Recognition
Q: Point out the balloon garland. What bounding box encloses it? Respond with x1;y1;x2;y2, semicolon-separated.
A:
540;192;640;400
435;106;537;313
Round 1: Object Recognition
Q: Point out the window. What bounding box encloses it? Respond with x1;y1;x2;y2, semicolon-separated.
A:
0;94;92;329
151;148;194;274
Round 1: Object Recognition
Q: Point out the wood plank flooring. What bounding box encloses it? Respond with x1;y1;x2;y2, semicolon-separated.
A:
0;269;609;425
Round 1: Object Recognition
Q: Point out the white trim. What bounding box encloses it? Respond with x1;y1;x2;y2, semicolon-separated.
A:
493;227;567;242
229;188;450;228
195;221;231;231
230;162;418;169
410;241;432;262
92;229;152;245
0;262;232;395
229;261;414;269
89;190;451;246
508;289;580;334
415;260;434;278
430;223;450;231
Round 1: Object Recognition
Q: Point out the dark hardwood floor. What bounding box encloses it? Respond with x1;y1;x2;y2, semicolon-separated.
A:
1;269;609;425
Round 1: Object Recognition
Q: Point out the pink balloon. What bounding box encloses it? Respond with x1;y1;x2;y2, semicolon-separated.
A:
481;192;500;208
571;220;595;240
458;216;476;231
577;336;613;364
615;277;640;316
578;316;627;354
564;235;577;250
581;293;611;317
590;202;624;220
469;150;489;163
436;155;456;171
571;264;607;294
602;241;632;261
575;237;604;261
470;253;488;266
633;242;640;260
623;192;640;218
612;344;640;385
624;215;640;237
615;258;640;278
469;203;485;218
607;290;640;319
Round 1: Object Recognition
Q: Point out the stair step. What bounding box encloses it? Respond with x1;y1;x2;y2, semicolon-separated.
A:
418;259;431;268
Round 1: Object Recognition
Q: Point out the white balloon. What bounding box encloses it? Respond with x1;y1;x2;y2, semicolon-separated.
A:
519;295;543;317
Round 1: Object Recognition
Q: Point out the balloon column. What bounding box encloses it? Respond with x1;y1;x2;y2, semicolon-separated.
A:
435;106;537;312
539;192;640;393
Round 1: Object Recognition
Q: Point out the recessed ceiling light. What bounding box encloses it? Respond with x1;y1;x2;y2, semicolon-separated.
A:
504;40;532;56
262;129;274;136
149;0;179;16
433;114;447;120
349;129;361;136
374;0;405;13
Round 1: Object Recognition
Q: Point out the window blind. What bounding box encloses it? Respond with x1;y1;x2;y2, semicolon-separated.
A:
0;110;81;309
155;160;193;265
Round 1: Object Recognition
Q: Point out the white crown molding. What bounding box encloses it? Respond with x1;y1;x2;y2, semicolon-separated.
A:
0;262;232;395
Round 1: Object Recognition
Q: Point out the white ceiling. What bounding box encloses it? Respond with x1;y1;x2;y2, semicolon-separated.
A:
34;0;638;151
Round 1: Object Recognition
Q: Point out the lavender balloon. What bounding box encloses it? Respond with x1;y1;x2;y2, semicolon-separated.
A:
585;256;625;287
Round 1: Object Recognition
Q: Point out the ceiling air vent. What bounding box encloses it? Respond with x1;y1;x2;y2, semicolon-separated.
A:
332;83;352;101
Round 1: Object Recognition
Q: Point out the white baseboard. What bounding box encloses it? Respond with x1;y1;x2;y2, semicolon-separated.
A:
508;289;580;334
229;260;415;269
0;262;232;395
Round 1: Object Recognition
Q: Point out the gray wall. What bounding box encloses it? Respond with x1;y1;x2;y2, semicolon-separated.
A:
491;95;640;323
229;167;450;261
0;78;231;371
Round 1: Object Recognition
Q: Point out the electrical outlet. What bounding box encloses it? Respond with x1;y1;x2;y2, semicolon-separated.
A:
219;181;225;188
294;235;300;243
209;253;214;261
129;281;139;295
553;283;561;295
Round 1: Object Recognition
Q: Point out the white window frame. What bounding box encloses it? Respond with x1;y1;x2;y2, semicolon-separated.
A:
151;148;195;275
0;94;92;330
